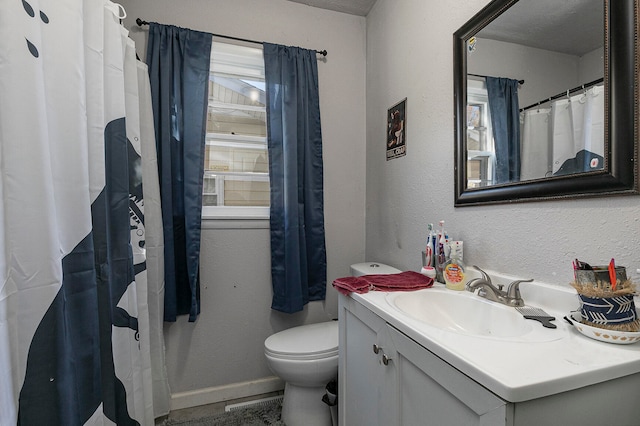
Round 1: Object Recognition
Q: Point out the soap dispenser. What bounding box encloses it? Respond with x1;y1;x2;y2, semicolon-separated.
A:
444;241;466;291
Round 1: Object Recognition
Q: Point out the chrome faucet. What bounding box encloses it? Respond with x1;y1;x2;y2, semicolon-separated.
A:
465;266;532;308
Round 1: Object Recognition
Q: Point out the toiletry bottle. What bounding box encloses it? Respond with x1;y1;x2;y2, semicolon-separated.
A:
444;241;466;291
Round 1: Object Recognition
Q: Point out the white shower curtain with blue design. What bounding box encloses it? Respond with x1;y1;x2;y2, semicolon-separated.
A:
520;84;605;180
0;0;169;424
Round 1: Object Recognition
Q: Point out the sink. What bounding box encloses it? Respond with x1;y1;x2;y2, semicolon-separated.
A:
386;288;559;341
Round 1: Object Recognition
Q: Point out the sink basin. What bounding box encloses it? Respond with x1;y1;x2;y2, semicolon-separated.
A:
387;288;535;339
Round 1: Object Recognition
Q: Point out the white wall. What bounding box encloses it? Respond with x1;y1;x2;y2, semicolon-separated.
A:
468;38;604;107
469;38;580;107
119;0;366;397
579;46;605;83
365;0;640;288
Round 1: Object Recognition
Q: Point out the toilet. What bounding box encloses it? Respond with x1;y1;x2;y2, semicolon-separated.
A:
349;261;402;277
264;262;401;426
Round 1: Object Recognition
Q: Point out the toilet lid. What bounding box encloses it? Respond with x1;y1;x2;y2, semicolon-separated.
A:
265;321;338;360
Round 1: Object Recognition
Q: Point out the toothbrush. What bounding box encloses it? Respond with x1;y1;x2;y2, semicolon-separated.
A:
425;224;434;267
437;221;446;275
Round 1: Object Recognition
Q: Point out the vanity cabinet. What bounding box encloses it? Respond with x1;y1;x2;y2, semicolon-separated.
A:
339;295;508;426
339;293;640;426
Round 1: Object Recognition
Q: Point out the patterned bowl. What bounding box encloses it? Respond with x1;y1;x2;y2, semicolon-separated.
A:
568;312;640;345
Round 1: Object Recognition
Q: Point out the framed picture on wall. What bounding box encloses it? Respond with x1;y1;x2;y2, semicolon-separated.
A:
387;98;407;160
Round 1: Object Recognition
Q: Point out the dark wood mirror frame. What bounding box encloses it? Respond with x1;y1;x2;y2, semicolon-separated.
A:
454;0;639;206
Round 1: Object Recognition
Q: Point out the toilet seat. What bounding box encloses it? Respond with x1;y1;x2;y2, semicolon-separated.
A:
265;321;338;361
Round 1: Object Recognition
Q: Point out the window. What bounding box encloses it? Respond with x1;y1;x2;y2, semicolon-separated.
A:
466;79;495;188
202;40;269;218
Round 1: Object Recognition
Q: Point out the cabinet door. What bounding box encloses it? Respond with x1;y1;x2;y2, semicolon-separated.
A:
339;298;388;426
387;324;510;426
340;296;510;426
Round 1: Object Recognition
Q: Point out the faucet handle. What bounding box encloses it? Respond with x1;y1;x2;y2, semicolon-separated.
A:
506;278;534;300
471;265;492;284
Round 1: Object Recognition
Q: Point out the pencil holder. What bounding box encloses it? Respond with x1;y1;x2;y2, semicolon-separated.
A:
571;265;639;332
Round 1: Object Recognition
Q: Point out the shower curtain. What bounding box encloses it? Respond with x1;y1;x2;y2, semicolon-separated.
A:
0;0;167;424
520;108;551;180
551;85;605;174
520;85;605;179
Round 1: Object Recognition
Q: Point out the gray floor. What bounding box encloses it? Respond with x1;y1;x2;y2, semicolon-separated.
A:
155;392;284;425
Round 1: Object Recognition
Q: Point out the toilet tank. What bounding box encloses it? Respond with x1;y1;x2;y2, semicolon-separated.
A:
350;262;401;277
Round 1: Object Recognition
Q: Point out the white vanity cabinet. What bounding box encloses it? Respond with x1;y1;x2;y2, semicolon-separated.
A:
339;295;509;426
339;293;640;426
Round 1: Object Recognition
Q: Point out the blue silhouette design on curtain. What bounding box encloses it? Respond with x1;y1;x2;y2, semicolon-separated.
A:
146;23;211;322
18;119;141;426
263;43;327;314
486;77;521;184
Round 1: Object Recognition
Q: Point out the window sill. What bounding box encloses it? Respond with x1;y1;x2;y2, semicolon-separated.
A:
201;217;269;230
201;206;270;229
202;206;269;219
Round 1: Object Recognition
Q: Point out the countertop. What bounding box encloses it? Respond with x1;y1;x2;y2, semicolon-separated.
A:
350;271;640;402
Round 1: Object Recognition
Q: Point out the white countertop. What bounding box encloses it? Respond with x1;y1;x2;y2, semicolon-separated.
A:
351;271;640;402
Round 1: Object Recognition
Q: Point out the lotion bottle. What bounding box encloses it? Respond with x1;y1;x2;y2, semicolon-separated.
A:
444;241;466;291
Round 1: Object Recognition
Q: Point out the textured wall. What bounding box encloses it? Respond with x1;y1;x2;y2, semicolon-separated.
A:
119;0;367;394
365;0;640;286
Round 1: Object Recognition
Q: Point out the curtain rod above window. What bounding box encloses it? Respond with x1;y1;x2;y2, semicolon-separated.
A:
135;18;328;57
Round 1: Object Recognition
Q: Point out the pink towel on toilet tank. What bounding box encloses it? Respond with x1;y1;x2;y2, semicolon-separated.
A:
332;271;434;295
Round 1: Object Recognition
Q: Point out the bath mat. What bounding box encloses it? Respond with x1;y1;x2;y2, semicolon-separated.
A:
160;399;284;426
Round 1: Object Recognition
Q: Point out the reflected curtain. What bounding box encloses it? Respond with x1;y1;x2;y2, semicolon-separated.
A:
486;77;521;184
263;43;327;314
0;1;163;424
146;24;212;322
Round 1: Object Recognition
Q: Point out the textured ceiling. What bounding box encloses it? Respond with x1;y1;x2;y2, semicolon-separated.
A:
476;0;603;56
286;0;603;57
285;0;377;16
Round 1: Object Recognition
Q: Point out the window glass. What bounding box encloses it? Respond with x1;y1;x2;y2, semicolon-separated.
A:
203;41;269;218
467;79;495;188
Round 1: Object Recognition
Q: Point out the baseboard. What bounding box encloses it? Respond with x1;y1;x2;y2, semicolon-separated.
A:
225;395;284;412
169;376;285;411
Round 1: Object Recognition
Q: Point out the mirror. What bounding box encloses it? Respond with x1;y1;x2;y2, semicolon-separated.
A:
454;0;639;206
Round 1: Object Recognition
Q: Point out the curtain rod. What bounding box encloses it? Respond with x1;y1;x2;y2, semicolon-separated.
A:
520;77;604;112
135;18;328;57
468;73;525;85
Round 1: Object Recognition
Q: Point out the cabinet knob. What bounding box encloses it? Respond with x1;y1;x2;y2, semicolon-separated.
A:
382;354;391;366
373;344;381;354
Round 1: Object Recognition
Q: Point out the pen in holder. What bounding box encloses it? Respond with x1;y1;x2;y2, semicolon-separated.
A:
572;264;639;333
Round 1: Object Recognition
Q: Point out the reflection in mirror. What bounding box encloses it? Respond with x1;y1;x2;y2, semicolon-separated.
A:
454;0;639;206
466;0;604;188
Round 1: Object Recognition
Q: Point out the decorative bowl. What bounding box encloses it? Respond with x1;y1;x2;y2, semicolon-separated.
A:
568;312;640;345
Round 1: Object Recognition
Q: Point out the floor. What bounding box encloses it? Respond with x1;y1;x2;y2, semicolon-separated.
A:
154;391;284;425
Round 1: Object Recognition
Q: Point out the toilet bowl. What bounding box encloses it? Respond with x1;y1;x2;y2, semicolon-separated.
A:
265;321;339;426
264;262;400;426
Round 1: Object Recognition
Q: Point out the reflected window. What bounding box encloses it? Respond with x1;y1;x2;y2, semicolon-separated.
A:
467;79;495;188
